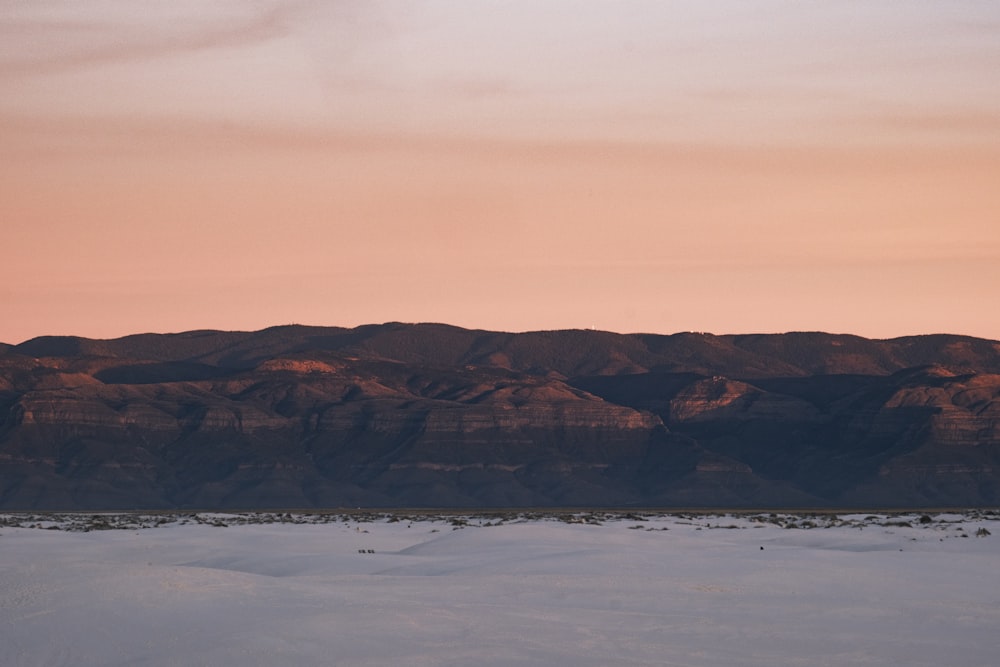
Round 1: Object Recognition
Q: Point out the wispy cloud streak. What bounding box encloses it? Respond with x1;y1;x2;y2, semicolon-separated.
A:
0;2;305;79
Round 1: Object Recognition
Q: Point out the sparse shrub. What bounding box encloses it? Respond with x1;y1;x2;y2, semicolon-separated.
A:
976;527;991;537
919;514;933;524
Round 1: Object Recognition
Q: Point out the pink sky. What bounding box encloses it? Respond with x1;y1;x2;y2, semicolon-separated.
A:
2;1;999;344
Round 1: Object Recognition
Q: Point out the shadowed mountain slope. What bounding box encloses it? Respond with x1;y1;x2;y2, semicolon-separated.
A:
2;324;999;509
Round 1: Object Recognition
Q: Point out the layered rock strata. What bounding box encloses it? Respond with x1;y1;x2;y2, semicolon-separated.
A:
1;324;998;508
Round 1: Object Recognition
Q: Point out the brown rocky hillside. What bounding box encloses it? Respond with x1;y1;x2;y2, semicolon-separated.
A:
1;324;998;509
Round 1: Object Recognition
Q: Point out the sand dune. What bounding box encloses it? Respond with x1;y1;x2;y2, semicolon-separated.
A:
1;511;997;666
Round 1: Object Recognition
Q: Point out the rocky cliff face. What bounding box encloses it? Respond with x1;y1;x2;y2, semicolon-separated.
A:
1;324;999;509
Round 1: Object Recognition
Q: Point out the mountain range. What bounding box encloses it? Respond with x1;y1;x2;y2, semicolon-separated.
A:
1;323;998;509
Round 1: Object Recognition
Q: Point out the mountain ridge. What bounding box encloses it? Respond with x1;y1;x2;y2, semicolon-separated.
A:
10;323;1000;376
1;324;998;509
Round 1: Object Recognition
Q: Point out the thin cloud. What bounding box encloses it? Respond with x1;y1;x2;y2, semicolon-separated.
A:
0;3;304;79
852;110;1000;138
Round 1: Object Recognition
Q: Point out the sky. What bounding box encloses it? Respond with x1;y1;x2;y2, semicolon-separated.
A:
2;1;999;344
